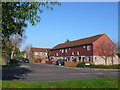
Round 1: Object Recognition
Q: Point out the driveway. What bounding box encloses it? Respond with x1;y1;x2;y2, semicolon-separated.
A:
2;63;119;81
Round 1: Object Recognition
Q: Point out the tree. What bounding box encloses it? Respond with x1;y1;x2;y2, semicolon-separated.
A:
9;34;26;59
24;44;32;52
95;40;116;65
2;2;60;38
1;2;60;62
65;39;70;43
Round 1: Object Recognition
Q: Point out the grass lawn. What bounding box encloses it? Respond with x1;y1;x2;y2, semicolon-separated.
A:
76;63;120;69
2;78;119;88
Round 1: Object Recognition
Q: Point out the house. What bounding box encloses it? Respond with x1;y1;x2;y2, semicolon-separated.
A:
21;50;29;59
29;47;50;63
50;34;120;65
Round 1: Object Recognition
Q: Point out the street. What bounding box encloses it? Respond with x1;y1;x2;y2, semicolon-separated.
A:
2;63;119;81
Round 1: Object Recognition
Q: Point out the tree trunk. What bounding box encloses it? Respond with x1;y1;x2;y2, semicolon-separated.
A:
105;58;107;65
10;51;14;59
10;46;15;59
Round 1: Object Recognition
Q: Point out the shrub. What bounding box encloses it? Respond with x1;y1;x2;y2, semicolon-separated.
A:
76;62;120;69
11;56;24;64
76;62;94;67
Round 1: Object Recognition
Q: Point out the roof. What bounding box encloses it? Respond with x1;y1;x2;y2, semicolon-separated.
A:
30;47;51;52
52;34;106;50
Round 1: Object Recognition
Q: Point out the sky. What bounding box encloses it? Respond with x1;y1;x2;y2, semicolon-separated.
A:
20;2;118;51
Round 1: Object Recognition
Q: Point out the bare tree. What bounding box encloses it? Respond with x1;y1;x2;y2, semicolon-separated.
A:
9;34;26;59
24;44;32;52
95;40;116;65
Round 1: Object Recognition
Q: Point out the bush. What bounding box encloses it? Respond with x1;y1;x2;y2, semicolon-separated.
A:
11;56;24;64
76;62;94;67
76;62;120;69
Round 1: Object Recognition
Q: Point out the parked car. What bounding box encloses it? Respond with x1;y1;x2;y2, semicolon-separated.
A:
19;59;23;63
56;59;65;65
24;58;29;63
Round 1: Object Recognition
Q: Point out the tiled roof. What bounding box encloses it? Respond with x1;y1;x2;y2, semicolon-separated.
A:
30;47;51;52
52;34;105;50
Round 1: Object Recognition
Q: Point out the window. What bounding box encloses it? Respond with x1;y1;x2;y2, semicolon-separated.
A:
62;49;64;53
35;52;38;55
77;51;80;55
56;53;58;56
39;52;42;55
65;49;68;53
87;57;91;62
87;46;91;51
78;57;81;62
82;57;85;62
83;46;86;48
44;53;47;56
72;52;75;55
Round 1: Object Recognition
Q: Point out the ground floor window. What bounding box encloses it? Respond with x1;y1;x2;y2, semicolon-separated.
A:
82;57;85;62
87;57;91;62
67;57;70;61
73;58;77;62
78;57;81;62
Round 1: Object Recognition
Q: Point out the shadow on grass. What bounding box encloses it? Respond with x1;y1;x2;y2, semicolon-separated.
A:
2;66;32;80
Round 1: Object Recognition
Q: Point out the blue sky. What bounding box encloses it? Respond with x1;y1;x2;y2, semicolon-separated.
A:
21;2;118;51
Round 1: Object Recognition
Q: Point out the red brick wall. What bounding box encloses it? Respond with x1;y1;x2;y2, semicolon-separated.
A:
45;61;56;64
50;45;93;57
64;61;79;67
93;34;116;56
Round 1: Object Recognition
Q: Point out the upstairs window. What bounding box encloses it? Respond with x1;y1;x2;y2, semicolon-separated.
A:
72;52;75;55
62;49;64;53
87;46;91;51
56;53;58;56
83;46;86;48
35;52;38;55
77;51;80;55
65;49;68;53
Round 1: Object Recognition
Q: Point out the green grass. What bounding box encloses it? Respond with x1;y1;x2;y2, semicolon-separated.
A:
2;78;119;88
85;64;120;69
2;64;19;67
77;63;120;69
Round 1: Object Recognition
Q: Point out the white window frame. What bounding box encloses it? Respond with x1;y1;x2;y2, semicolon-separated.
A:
72;52;75;55
87;57;91;62
77;51;80;55
87;46;91;51
56;53;58;56
65;49;68;53
35;52;38;55
62;49;64;53
83;46;86;48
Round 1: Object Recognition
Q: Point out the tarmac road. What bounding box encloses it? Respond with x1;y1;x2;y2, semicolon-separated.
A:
2;63;119;81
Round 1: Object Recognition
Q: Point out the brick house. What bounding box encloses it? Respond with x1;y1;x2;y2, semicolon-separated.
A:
50;34;120;65
29;47;50;63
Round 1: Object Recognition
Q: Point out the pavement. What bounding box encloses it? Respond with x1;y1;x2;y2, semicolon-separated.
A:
2;63;119;81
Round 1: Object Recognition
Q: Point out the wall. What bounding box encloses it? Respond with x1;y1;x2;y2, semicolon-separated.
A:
64;61;79;67
93;34;116;56
50;44;93;57
93;56;120;65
